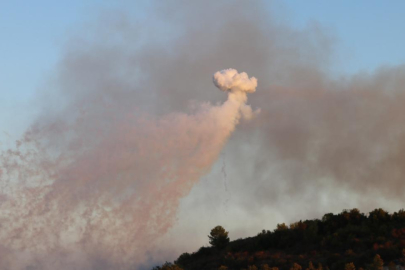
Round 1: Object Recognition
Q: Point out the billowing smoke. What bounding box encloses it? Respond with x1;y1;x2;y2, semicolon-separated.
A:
213;69;257;93
0;68;257;270
2;0;405;269
213;69;260;121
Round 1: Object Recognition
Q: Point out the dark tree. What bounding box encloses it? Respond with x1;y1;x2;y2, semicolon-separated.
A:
208;226;230;249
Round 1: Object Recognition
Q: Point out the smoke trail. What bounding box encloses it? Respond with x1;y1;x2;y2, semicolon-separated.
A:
221;153;231;214
0;69;257;269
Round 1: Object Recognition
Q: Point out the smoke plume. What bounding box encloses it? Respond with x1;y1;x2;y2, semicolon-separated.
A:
213;69;257;93
0;68;257;269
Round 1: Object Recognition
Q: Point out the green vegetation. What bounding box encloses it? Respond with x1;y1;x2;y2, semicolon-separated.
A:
209;226;230;249
153;208;405;270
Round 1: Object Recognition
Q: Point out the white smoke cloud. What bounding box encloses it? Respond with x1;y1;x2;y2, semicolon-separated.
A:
213;68;258;93
213;69;260;121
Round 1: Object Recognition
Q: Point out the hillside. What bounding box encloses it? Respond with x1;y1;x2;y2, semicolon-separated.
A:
152;209;405;270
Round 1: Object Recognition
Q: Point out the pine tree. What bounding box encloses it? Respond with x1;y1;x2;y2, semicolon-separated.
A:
208;226;230;249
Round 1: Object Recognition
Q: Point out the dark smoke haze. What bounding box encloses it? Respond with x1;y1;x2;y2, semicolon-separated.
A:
1;1;405;269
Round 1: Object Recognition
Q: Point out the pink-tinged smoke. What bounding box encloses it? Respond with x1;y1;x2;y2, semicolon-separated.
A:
0;70;258;270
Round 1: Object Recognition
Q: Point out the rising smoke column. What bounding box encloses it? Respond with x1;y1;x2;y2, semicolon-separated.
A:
0;69;257;270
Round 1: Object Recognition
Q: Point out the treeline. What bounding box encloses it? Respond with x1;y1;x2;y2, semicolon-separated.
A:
153;208;405;270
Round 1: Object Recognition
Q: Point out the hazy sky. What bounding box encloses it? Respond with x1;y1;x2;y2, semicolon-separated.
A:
2;1;405;98
1;1;405;269
2;1;405;138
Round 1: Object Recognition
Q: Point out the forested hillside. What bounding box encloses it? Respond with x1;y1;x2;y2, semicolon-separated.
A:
153;209;405;270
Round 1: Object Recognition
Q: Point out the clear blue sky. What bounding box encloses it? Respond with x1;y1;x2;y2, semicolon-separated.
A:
1;0;405;139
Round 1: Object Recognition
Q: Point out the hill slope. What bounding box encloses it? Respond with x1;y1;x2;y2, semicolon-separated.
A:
153;209;405;270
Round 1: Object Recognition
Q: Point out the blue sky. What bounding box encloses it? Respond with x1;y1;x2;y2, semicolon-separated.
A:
279;0;405;74
0;0;118;140
0;0;114;101
1;0;405;139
